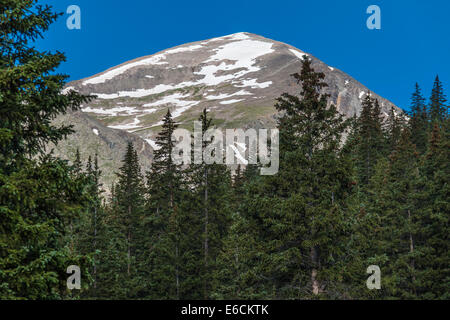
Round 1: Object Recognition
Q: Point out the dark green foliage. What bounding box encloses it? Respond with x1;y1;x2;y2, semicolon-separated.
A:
415;122;450;298
354;94;386;187
0;1;93;299
214;58;354;299
408;83;429;154
429;75;448;123
58;65;449;301
143;110;184;299
0;155;92;299
375;128;421;298
98;142;145;299
184;109;233;299
385;106;406;153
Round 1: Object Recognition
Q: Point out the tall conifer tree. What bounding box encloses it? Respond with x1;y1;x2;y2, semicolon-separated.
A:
429;75;448;123
185;109;232;299
144;110;184;299
355;94;386;187
0;0;92;299
408;83;429;154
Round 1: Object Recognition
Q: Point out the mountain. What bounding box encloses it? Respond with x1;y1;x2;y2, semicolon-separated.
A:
58;32;400;188
48;109;153;191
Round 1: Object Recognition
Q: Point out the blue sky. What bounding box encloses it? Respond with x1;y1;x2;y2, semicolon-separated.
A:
36;0;450;111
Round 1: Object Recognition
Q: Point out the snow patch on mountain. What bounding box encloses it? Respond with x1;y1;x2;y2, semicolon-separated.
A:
205;90;252;100
142;93;201;120
82;106;140;116
108;116;142;130
145;138;161;151
289;49;309;60
62;86;75;94
88;35;275;101
206;39;274;68
83;55;168;85
236;78;272;89
83;45;205;85
201;32;250;45
220;99;244;105
359;91;366;99
143;92;200;109
92;84;180;99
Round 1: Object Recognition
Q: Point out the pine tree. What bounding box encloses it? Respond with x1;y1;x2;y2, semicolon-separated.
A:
184;109;233;299
348;156;389;299
429;75;448;123
78;153;104;297
73;148;83;175
0;1;93;299
117;143;145;296
144;110;184;299
96;143;145;299
349;128;422;299
212;193;266;299
416;122;450;298
355;94;386;187
408;83;429;154
380;128;421;298
385;106;406;153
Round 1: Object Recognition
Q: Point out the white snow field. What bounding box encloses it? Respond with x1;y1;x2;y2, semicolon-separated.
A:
88;34;276;100
289;49;309;60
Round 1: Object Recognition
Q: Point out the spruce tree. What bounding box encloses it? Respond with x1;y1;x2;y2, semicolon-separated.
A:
227;57;354;298
429;75;448;123
385;106;406;153
355;94;386;187
416;122;450;298
409;83;429;154
381;128;421;298
184;109;233;299
78;153;104;297
349;128;422;299
0;1;93;299
97;142;145;299
144;110;184;299
73;148;83;175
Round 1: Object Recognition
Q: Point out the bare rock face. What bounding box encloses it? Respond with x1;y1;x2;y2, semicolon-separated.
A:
49;109;153;193
57;32;399;187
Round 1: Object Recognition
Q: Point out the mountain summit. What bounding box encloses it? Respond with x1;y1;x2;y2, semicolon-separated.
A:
56;32;399;188
67;32;398;146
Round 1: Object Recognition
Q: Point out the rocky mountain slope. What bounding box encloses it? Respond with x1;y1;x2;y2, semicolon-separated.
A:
57;32;400;188
48;109;153;191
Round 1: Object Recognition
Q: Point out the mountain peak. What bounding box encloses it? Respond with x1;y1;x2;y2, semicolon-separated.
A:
67;33;398;148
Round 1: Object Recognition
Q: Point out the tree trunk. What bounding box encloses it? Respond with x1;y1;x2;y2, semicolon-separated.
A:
408;209;416;293
176;244;180;299
127;205;131;276
310;246;320;295
93;206;97;289
204;166;209;299
170;186;180;300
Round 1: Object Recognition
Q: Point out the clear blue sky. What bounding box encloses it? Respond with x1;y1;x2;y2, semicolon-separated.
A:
36;0;450;111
